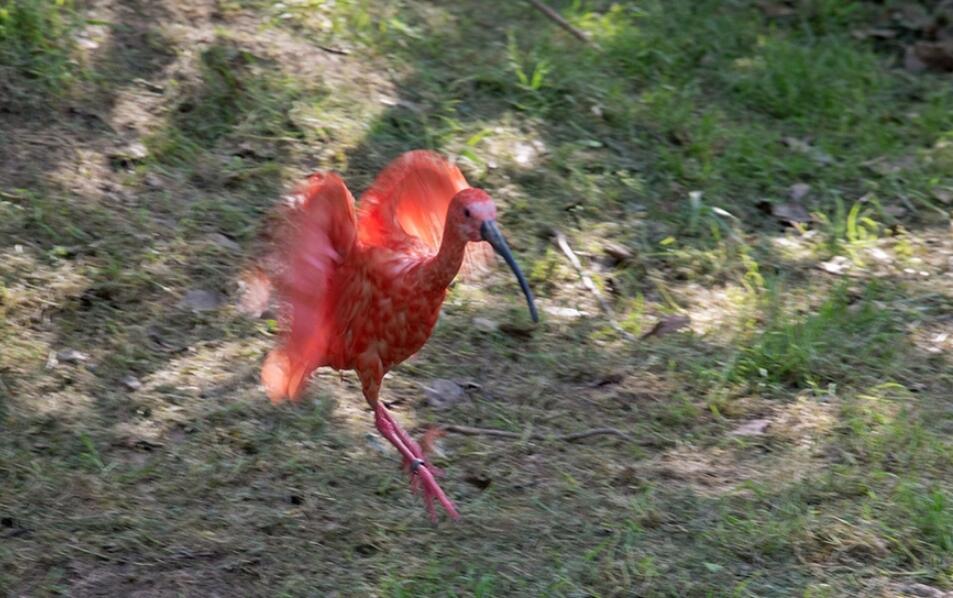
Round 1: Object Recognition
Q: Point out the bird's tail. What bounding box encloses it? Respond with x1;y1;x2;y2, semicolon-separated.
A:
259;171;357;403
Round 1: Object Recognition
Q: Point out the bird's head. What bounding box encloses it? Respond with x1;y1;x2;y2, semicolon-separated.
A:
449;188;539;323
449;188;497;242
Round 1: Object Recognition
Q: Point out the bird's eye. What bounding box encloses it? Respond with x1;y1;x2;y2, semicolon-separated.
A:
464;208;471;218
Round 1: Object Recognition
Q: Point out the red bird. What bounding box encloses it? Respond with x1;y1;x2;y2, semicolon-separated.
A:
259;150;538;519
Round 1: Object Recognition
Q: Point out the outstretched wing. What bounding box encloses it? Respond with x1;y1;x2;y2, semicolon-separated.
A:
261;172;357;402
356;150;493;272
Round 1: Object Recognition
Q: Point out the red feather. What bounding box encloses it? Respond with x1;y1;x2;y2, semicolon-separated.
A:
357;150;493;274
261;172;356;402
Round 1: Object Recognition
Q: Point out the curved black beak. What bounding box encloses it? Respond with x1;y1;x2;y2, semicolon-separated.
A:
481;220;539;323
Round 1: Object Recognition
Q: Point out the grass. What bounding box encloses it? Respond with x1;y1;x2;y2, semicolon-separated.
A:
0;0;79;97
733;283;902;388
2;0;953;595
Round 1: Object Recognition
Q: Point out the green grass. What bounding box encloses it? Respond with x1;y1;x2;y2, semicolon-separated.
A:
0;0;80;99
3;0;953;595
733;283;902;388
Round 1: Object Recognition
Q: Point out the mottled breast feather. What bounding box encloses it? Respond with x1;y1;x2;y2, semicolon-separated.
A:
326;243;446;372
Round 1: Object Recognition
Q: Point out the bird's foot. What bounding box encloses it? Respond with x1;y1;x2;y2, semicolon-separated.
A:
408;457;460;521
374;405;459;521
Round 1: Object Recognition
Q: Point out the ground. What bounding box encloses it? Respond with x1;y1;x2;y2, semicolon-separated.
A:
2;0;953;596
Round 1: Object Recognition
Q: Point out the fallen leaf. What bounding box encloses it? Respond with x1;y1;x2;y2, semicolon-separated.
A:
901;582;948;598
788;183;811;201
500;321;536;339
121;375;142;391
513;140;545;167
463;472;492;490
602;241;633;265
892;3;933;31
867;247;892;264
56;349;89;364
108;141;148;168
931;187;953;205
883;204;908;218
913;40;953;72
641;315;690;339
146;326;188;354
863;154;918;176
782;137;834;165
178;289;224;312
757;1;794;18
208;233;241;252
819;255;852;275
904;44;929;73
589;372;624;388
542;305;586;319
851;27;898;40
771;201;812;223
472;317;500;333
423;379;466;411
730;419;770;437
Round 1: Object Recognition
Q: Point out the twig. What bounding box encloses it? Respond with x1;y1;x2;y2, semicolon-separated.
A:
553;229;638;342
318;45;350;56
443;424;637;444
525;0;592;44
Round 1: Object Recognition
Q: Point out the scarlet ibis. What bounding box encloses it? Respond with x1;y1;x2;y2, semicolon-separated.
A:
259;150;538;519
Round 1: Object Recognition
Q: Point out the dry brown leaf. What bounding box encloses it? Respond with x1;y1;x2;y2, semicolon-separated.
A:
56;348;89;364
602;241;633;265
820;255;852;276
207;232;241;252
788;183;811;201
905;44;929;73
423;379;466;411
121;375;142;391
931;187;953;205
851;28;898;40
782;137;834;165
863;154;918;176
757;1;794;18
772;201;812;223
730;419;770;437
883;204;909;218
178;288;224;313
892;3;934;31
641;315;690;339
473;317;500;332
913;40;953;72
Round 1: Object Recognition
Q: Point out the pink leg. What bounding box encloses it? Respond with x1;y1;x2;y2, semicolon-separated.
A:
358;358;458;521
378;408;444;478
374;403;459;521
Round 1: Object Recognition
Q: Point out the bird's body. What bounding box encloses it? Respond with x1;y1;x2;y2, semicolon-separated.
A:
324;247;446;372
258;151;537;519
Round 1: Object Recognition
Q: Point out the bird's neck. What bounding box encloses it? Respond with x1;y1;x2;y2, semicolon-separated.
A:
417;229;468;293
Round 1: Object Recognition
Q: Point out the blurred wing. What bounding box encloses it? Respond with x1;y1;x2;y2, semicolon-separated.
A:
261;172;357;402
357;150;493;274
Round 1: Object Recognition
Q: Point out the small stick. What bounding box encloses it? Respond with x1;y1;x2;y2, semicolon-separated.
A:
553;230;638;342
525;0;592;44
443;424;637;444
318;45;350;56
